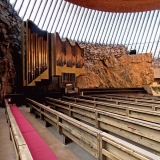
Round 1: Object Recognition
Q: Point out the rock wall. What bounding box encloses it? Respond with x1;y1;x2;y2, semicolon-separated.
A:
0;0;22;102
77;44;154;88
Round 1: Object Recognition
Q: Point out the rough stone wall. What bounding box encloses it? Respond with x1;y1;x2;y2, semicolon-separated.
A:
152;58;160;68
77;44;154;88
0;0;22;102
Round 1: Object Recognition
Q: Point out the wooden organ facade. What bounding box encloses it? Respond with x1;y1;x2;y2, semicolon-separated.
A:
21;20;85;87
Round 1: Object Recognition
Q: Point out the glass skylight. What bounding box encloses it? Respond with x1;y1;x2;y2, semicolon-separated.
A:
10;0;160;58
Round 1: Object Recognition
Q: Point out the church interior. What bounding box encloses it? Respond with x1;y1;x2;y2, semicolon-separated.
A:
0;0;160;159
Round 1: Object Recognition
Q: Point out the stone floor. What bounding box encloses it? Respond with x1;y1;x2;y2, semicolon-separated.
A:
0;107;16;160
0;106;96;160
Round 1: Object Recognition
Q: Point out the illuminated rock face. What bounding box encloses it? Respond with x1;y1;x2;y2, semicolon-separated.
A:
77;44;154;88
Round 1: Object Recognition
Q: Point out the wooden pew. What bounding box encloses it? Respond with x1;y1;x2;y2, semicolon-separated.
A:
5;99;33;160
105;93;160;101
61;96;160;124
27;98;160;160
93;94;160;106
100;132;160;160
45;97;160;155
27;98;101;159
79;95;160;111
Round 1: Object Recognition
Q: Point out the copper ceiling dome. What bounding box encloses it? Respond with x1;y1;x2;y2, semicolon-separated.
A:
65;0;160;12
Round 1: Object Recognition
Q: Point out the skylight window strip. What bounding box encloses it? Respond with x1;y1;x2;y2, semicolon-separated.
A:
103;13;116;44
89;11;101;43
34;0;46;25
10;0;16;5
18;0;30;18
141;11;155;52
41;1;54;29
150;11;160;54
154;41;160;58
108;13;120;44
109;13;122;44
58;2;70;37
72;7;85;41
152;32;160;58
17;0;24;14
22;0;31;20
84;10;97;43
28;0;37;20
71;7;84;41
90;11;103;43
63;5;78;38
123;13;134;45
136;12;149;49
112;13;124;44
14;0;22;11
137;11;150;53
154;49;159;58
37;0;49;27
127;12;140;50
119;13;131;44
87;11;99;43
82;10;95;43
132;12;146;51
97;12;109;43
23;0;34;20
147;43;153;53
140;12;152;44
100;13;112;44
61;4;74;37
64;5;78;38
128;12;141;50
52;1;67;32
157;49;160;60
115;13;127;44
70;6;82;40
75;9;89;41
145;10;157;43
39;1;52;29
106;13;118;44
49;0;63;32
28;0;40;21
146;11;159;52
79;9;92;42
46;0;58;31
95;12;109;43
13;0;18;8
33;0;43;23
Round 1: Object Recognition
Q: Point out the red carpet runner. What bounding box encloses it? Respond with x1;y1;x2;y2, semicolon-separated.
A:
10;105;58;160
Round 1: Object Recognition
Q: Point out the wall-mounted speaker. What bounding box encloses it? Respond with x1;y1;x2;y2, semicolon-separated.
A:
130;50;136;54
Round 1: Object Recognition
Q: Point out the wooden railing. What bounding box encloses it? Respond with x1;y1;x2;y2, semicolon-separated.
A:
95;94;160;102
27;98;160;159
45;97;160;155
62;96;160;123
104;93;160;100
5;99;33;160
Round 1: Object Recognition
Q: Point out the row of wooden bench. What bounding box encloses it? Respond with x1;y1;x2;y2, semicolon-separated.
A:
92;94;160;105
5;99;33;160
27;98;160;160
62;96;160;124
5;99;58;160
101;93;160;101
45;97;160;156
